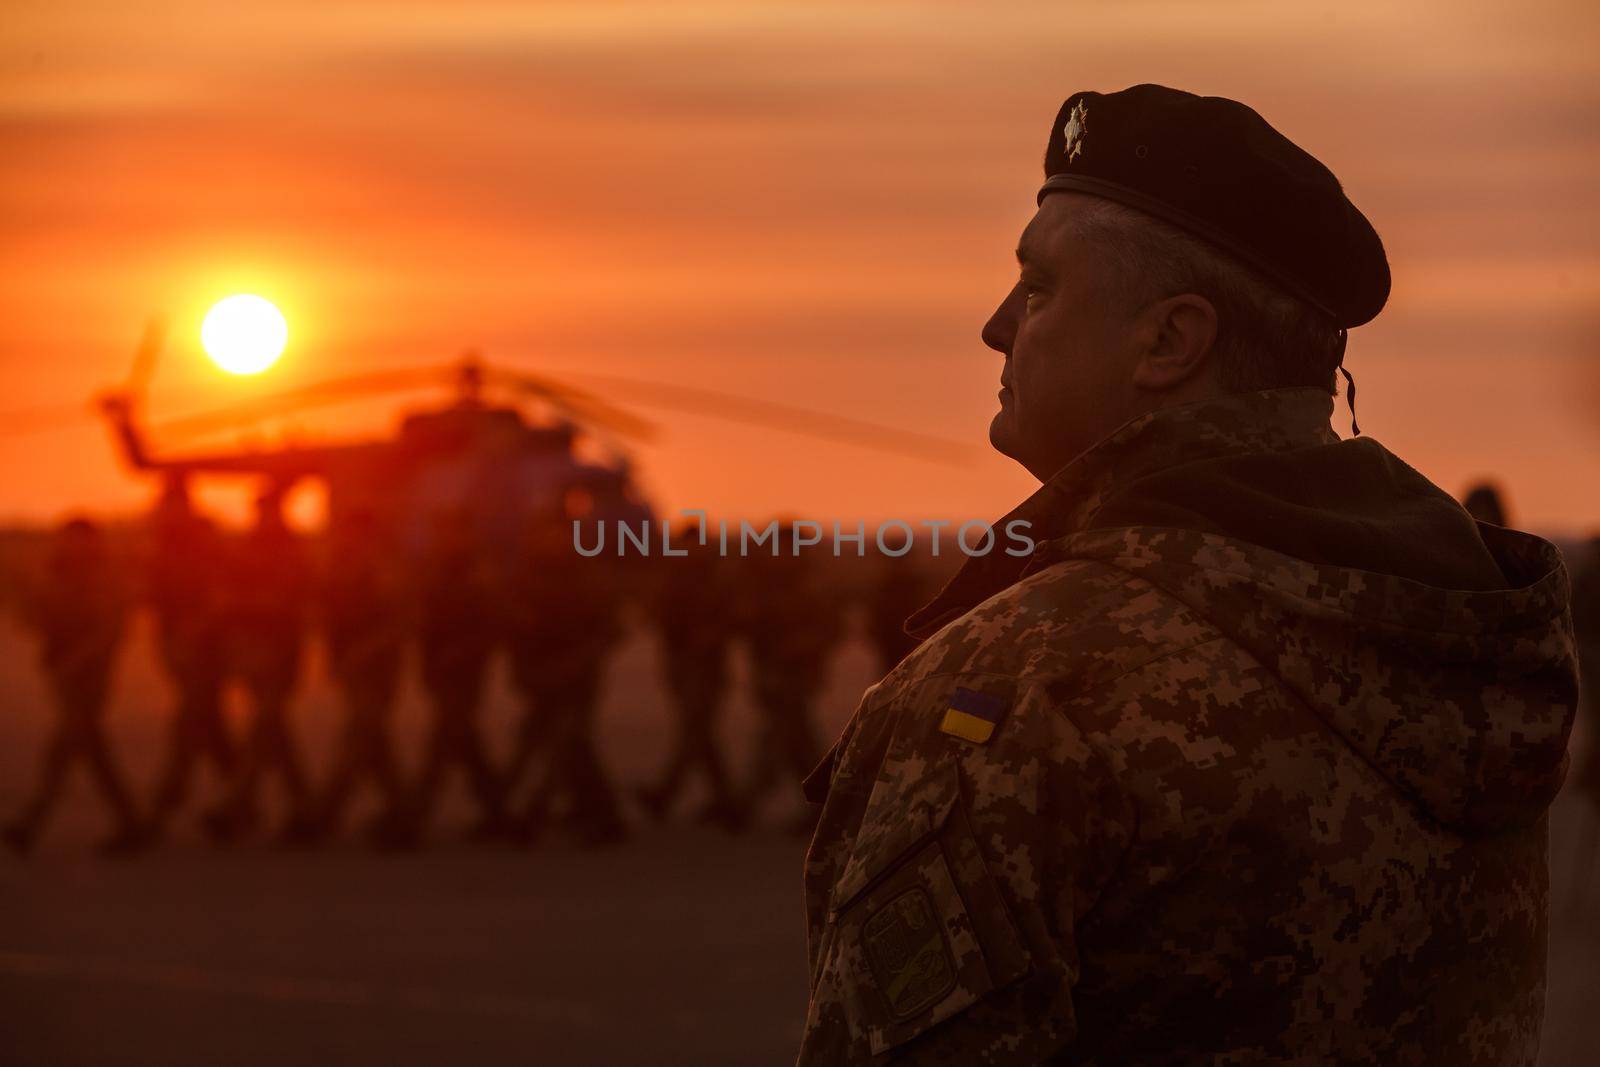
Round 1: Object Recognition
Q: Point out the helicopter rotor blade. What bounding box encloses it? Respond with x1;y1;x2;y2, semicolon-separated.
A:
127;317;167;395
0;320;169;440
535;370;980;465
153;365;458;441
148;360;659;446
489;368;659;441
0;343;982;467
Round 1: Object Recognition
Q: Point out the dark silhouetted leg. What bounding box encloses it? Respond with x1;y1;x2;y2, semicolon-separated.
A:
3;719;76;852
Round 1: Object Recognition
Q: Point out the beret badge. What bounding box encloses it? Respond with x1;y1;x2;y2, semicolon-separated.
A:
1061;99;1088;163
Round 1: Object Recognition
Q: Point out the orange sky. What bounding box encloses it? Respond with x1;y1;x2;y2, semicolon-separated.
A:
3;0;1598;532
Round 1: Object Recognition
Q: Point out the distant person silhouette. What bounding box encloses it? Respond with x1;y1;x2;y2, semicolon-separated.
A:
737;524;843;832
1570;537;1600;801
1461;481;1510;527
3;518;145;855
866;554;927;674
146;475;237;832
404;508;511;839
203;482;317;843
636;523;741;830
505;509;629;847
1565;536;1600;905
314;509;411;841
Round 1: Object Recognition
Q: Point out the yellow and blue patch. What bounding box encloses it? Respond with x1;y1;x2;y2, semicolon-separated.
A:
938;686;1009;745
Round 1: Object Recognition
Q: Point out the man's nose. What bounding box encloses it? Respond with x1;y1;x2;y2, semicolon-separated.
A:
982;282;1023;355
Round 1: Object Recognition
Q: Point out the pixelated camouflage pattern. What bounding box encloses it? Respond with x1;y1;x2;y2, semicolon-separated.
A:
798;388;1578;1065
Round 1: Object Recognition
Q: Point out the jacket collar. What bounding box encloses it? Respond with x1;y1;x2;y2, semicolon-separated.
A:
904;387;1339;639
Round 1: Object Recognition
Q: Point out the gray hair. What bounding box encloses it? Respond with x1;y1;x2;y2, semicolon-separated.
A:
1065;196;1342;392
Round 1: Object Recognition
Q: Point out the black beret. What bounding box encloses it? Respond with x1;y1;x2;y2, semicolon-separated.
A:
1039;84;1389;329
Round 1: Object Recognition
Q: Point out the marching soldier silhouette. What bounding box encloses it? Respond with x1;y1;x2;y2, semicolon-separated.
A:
1462;480;1510;527
404;507;511;839
314;509;411;841
1573;536;1600;776
636;523;741;829
865;554;926;674
146;475;237;832
2;518;145;855
737;524;843;831
504;509;629;846
203;482;317;842
1567;535;1600;899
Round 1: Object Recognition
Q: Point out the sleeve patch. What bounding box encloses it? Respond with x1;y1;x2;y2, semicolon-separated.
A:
861;887;958;1019
939;686;1010;744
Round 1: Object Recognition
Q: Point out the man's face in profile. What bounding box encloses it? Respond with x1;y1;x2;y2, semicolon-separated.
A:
984;193;1142;481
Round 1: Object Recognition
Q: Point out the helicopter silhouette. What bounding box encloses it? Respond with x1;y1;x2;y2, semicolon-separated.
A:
88;320;976;565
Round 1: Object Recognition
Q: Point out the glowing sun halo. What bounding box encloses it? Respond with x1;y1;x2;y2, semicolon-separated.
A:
201;294;287;374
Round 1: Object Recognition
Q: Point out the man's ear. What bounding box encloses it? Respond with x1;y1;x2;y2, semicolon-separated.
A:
1131;293;1218;391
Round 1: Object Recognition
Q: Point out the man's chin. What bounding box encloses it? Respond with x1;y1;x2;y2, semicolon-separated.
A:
988;411;1019;461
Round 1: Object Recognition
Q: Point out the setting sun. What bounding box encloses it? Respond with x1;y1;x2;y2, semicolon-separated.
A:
200;294;287;375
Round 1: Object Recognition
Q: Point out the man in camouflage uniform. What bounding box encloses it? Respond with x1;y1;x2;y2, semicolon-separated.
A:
504;511;629;846
146;475;236;831
2;518;145;855
405;507;511;838
636;523;742;829
740;525;845;832
315;509;411;840
798;85;1578;1065
204;482;317;842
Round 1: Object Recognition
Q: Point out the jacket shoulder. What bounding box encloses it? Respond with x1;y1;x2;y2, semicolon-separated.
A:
882;556;1223;704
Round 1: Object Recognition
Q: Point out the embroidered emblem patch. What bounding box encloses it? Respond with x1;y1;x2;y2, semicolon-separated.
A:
1061;99;1088;163
939;686;1008;745
861;888;956;1020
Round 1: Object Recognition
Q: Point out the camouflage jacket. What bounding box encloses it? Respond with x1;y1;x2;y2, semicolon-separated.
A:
797;388;1577;1065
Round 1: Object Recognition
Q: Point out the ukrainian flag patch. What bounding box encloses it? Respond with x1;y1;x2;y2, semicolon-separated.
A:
939;686;1009;745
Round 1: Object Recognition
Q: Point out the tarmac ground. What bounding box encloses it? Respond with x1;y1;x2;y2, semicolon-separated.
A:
1;616;1595;1066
